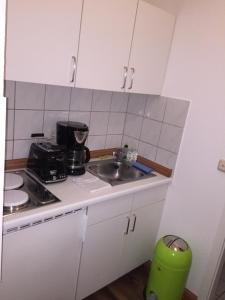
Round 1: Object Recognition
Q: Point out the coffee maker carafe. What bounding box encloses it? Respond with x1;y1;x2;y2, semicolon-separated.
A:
57;121;90;175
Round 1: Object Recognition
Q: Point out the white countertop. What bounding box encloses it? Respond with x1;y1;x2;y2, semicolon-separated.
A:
3;169;172;227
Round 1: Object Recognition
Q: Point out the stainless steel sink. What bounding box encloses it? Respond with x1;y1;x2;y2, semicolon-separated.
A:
87;159;156;186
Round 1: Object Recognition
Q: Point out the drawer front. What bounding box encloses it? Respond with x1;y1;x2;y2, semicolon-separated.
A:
132;184;168;210
88;194;132;226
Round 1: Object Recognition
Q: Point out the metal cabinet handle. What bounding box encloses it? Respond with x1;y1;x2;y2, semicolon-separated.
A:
130;214;137;232
128;67;135;90
121;66;128;90
70;56;77;83
124;216;130;235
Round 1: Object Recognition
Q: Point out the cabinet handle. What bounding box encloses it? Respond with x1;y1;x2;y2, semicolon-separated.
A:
128;67;135;90
130;214;137;232
70;56;77;83
124;216;130;235
121;66;128;90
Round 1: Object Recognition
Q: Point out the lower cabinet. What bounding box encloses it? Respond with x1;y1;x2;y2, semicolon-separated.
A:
76;184;168;300
76;214;128;300
0;211;85;300
121;201;164;275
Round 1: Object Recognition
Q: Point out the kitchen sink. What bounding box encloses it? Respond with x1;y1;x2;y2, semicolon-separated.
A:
87;159;156;186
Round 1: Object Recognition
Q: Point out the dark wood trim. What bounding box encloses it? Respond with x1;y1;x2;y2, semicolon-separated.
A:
183;288;198;300
5;158;27;170
4;148;172;178
90;148;118;159
137;155;172;178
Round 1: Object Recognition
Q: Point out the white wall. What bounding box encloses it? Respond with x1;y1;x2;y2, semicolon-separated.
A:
144;0;181;15
158;0;225;297
0;0;7;276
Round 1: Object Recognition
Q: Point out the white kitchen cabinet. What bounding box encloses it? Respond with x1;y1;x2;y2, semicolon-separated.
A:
76;214;128;300
76;0;138;92
5;0;83;86
76;0;175;94
76;185;168;299
127;1;175;94
5;0;175;94
121;201;164;275
0;210;85;300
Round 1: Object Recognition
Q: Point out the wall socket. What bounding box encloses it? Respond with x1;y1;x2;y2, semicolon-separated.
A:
218;160;225;172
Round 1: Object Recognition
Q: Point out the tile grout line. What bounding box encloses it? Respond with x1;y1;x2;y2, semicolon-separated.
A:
104;92;113;149
86;89;94;147
68;86;73;122
41;84;47;137
154;96;168;163
137;95;149;154
11;81;16;159
121;93;131;148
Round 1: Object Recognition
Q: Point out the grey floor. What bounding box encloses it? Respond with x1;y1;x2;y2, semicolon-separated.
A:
215;264;225;300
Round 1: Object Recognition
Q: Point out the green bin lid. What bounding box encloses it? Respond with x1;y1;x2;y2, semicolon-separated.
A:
163;235;189;252
154;235;192;269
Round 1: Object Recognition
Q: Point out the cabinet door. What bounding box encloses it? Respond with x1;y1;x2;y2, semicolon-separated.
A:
5;0;83;86
0;212;84;300
121;200;164;275
76;214;128;300
76;0;138;92
127;1;175;94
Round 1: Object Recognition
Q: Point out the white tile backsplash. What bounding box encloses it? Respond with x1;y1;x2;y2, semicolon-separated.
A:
69;112;91;126
43;110;69;140
15;82;45;110
92;90;112;111
140;119;162;146
90;112;109;135
145;95;166;121
6;81;189;170
107;113;126;135
13;139;33;159
138;142;157;161
155;148;177;169
45;85;71;111
70;88;93;111
158;124;183;153
87;135;106;150
164;98;190;127
110;92;129;112
6;110;14;140
5;141;13;160
127;93;147;116
105;135;122;148
4;80;15;109
14;110;44;139
124;114;143;139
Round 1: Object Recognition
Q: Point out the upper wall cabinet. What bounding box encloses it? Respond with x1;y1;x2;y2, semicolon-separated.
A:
127;1;175;94
5;0;175;95
5;0;83;87
76;0;175;94
76;0;138;92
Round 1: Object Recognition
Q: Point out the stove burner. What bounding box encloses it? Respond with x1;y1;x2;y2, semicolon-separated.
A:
4;173;24;190
3;170;61;216
4;190;29;213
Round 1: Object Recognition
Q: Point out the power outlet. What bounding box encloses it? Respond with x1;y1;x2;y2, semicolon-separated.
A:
218;160;225;172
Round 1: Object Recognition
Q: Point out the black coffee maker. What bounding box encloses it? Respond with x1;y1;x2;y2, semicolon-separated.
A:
57;121;90;175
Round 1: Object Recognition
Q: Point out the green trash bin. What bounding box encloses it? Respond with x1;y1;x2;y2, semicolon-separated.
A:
145;235;192;300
